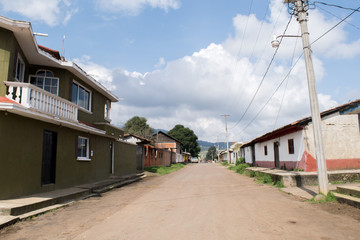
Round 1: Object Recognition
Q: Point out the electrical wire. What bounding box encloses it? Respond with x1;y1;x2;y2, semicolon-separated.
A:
238;53;303;136
314;1;360;12
237;3;360;136
311;5;360;45
229;2;271;110
316;4;360;31
224;0;254;107
230;14;293;130
272;27;300;130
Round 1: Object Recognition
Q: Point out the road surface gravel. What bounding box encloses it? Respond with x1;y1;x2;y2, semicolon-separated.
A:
1;163;359;240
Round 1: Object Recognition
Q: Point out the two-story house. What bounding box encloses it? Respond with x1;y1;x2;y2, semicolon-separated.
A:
0;16;137;199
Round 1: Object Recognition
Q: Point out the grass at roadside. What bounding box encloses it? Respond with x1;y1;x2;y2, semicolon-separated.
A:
144;163;185;175
223;162;285;188
252;172;285;188
308;192;337;203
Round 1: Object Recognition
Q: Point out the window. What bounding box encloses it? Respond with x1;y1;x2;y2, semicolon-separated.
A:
72;82;91;111
264;145;268;156
30;70;59;95
288;139;295;154
77;136;90;160
15;54;25;82
104;100;111;120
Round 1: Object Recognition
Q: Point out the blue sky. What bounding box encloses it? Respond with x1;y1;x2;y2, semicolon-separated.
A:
1;0;360;142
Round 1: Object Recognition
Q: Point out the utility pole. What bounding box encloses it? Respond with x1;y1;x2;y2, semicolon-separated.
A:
288;0;328;194
221;114;230;164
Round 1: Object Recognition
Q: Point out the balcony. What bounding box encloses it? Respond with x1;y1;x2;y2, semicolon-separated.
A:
4;81;78;122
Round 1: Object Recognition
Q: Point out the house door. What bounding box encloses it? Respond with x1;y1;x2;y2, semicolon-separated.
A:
41;130;57;185
251;145;256;166
136;145;143;171
274;142;280;168
110;141;114;174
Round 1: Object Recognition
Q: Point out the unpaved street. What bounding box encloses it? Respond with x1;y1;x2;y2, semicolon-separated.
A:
1;164;360;240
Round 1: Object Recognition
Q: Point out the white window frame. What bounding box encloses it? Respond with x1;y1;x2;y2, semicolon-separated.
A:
77;136;91;161
104;100;111;121
72;81;92;112
15;54;25;82
29;70;59;95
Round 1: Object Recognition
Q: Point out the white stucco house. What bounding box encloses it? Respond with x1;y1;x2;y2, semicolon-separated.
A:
241;99;360;172
230;142;244;164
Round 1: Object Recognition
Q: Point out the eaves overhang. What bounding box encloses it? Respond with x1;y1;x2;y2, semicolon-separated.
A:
0;103;106;136
0;15;118;102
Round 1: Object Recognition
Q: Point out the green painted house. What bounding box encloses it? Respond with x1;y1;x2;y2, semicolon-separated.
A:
0;16;137;200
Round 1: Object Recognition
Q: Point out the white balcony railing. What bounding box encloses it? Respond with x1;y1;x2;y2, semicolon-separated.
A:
4;81;78;122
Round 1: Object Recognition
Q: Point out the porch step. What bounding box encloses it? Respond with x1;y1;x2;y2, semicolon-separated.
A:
92;177;144;194
336;186;360;198
0;188;91;216
333;192;360;209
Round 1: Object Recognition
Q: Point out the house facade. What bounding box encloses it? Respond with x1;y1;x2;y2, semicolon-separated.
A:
153;131;182;164
230;142;243;164
242;100;360;172
0;16;137;199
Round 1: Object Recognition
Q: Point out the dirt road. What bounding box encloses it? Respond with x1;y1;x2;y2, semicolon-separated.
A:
1;164;360;240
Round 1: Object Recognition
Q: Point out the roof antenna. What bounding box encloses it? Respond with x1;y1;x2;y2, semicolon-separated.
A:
61;35;66;60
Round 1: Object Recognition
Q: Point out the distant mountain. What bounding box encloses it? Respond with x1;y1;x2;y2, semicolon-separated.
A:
198;140;227;152
153;129;168;134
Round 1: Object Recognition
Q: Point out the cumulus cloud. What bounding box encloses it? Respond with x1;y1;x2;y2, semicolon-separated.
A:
76;0;359;142
94;0;180;15
73;55;117;91
0;0;77;26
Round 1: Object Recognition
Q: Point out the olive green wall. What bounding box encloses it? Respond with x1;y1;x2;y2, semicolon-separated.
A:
28;65;110;124
0;28;11;96
114;141;137;175
0;112;137;200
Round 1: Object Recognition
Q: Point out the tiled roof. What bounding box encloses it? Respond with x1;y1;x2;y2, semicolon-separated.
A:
243;98;360;146
0;97;20;105
38;45;61;60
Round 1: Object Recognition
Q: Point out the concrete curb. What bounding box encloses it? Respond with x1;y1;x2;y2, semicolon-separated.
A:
0;174;145;230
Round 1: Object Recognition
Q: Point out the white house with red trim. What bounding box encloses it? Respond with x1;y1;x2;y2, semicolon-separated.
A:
242;99;360;172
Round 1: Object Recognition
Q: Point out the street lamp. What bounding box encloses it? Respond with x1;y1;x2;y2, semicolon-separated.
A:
271;35;301;48
272;0;329;195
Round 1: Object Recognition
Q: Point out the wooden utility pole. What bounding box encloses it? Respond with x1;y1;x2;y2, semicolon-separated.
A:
221;114;230;163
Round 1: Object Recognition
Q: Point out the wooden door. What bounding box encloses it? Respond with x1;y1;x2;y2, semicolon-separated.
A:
41;130;57;185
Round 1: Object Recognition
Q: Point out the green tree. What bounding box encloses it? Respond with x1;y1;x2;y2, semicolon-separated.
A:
205;146;217;160
124;116;154;138
168;124;201;157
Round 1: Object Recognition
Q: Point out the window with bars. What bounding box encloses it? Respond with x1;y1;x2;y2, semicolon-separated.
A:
264;145;268;156
288;139;295;154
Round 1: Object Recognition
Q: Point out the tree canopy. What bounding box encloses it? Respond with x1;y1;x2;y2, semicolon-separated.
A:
123;116;154;138
205;146;218;160
168;124;201;157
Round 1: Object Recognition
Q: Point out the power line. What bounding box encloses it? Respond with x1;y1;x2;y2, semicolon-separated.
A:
238;53;303;136
230;14;293;130
316;4;360;31
311;5;360;46
229;1;272;109
225;0;255;107
273;27;300;130
314;1;360;12
237;3;360;136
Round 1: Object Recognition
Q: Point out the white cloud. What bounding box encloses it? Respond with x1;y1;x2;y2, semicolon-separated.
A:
76;0;360;142
0;0;75;26
155;57;166;68
73;55;116;91
94;0;180;15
